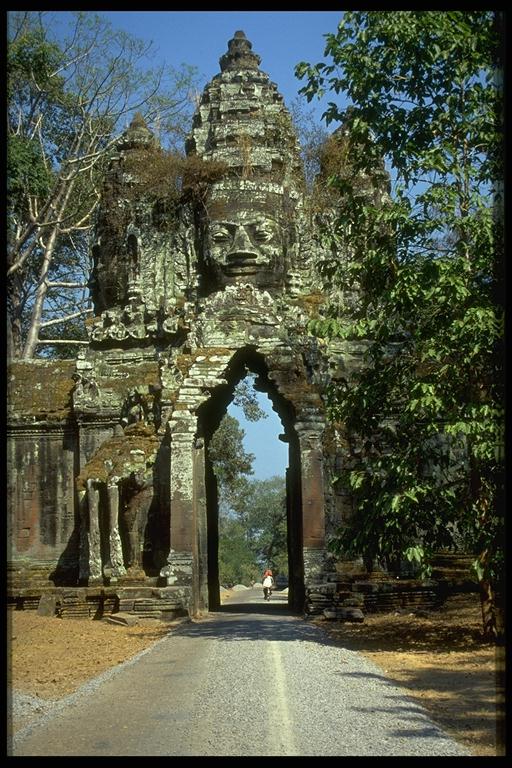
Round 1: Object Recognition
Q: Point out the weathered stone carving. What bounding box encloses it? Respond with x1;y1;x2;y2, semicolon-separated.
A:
198;181;295;294
8;30;379;617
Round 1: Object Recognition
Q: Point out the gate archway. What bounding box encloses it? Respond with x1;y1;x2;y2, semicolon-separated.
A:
163;340;328;617
196;347;304;612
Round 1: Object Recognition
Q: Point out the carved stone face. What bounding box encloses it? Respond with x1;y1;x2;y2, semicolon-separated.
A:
201;195;289;293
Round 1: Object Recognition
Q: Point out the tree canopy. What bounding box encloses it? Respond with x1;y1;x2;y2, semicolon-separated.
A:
297;11;504;639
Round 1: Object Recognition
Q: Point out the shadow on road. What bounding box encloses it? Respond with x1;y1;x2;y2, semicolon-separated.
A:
169;590;336;646
217;598;294;617
172;615;332;644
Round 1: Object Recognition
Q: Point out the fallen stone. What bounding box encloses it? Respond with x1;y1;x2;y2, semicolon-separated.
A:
105;612;140;626
338;607;365;623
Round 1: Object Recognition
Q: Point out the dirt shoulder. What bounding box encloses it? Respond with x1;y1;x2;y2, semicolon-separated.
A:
315;593;499;757
7;592;499;756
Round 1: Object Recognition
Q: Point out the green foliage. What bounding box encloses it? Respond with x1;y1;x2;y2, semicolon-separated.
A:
297;11;504;634
7;135;53;218
216;474;288;586
209;401;287;585
218;517;261;587
209;414;254;492
232;375;268;423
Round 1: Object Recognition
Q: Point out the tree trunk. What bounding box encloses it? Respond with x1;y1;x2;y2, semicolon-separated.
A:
21;180;75;359
22;225;58;359
7;309;15;361
478;578;497;643
7;274;25;359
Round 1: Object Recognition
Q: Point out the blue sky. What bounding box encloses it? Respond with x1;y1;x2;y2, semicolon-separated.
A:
99;10;343;124
228;391;289;481
96;11;341;480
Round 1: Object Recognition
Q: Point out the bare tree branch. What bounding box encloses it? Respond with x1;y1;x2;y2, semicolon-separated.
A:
36;339;90;345
46;281;89;288
39;308;93;328
8;10;198;357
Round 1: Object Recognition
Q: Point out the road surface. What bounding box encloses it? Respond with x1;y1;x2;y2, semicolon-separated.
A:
10;588;469;756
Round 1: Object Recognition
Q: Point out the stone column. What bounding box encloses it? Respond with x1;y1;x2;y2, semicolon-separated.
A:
107;478;126;578
160;429;194;596
193;437;209;614
86;478;103;583
78;489;89;584
296;420;327;584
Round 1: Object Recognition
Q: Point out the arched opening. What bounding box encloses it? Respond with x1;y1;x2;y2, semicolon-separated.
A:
196;347;304;613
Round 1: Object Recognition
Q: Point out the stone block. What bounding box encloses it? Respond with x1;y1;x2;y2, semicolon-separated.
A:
338;607;364;623
342;596;364;608
37;594;59;616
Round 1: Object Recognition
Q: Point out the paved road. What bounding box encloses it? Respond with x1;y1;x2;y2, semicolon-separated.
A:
10;588;469;756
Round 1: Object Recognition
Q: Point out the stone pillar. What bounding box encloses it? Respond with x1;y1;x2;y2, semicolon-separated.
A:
78;489;89;584
161;430;194;596
205;446;220;611
297;420;327;584
86;478;102;583
193;437;209;614
107;478;126;578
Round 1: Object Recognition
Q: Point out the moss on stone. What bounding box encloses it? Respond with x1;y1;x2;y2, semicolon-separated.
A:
8;361;76;421
76;422;160;490
292;292;327;317
96;362;161;395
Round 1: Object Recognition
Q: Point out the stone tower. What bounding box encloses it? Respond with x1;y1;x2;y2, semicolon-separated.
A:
8;31;370;617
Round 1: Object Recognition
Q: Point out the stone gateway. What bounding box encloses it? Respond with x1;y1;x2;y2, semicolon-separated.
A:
8;32;388;619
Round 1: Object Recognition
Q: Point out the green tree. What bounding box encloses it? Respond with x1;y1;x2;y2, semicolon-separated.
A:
297;11;504;639
208;380;288;586
208;376;267;510
216;475;288;586
209;410;258;585
217;517;261;587
246;476;288;577
7;11;198;359
209;415;255;497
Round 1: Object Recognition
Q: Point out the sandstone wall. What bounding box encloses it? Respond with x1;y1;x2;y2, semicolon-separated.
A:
7;361;80;582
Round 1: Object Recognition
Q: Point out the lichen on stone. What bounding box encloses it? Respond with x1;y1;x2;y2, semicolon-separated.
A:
8;361;76;421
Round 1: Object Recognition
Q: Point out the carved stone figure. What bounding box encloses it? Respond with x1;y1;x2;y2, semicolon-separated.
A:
198;181;297;295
